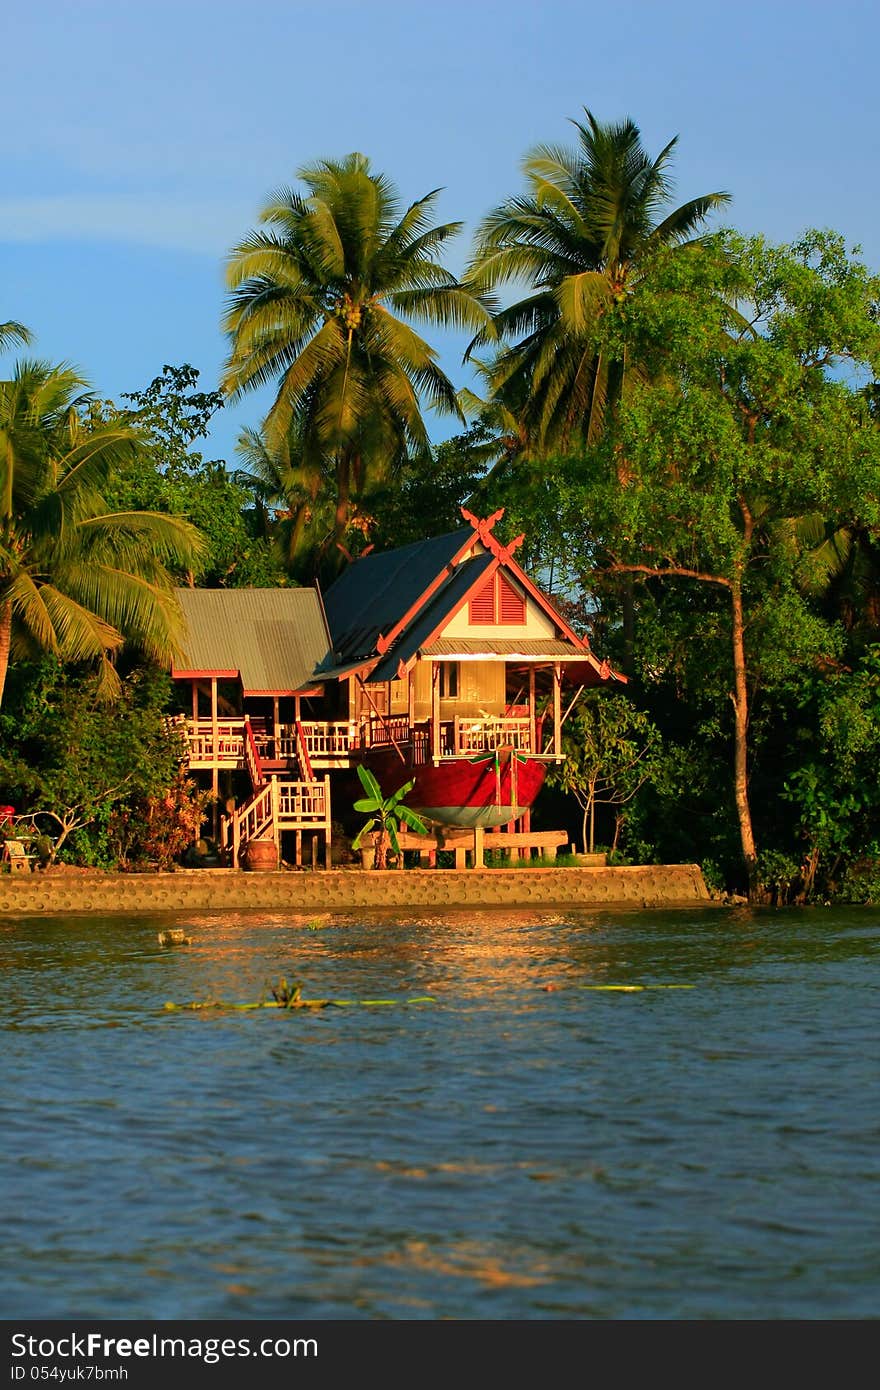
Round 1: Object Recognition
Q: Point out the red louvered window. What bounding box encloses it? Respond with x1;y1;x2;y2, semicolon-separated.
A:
469;572;527;625
498;572;526;624
469;576;496;624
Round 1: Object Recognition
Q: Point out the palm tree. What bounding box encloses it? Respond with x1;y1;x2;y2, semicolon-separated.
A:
222;153;493;565
0;360;205;708
0;321;32;354
467;109;731;452
233;422;331;576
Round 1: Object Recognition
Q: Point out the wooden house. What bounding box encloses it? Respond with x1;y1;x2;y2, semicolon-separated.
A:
171;509;623;864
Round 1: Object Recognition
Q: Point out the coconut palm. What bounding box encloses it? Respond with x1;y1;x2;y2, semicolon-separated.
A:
0;359;206;708
233;422;330;575
0;321;32;353
467;109;731;452
222;153;493;561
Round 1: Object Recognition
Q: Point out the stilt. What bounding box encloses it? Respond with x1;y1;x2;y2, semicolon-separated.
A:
473;825;484;869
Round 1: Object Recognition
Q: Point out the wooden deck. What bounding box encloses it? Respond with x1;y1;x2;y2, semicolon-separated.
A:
359;827;570;870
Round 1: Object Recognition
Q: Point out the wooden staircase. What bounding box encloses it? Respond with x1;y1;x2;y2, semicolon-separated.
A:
220;718;333;868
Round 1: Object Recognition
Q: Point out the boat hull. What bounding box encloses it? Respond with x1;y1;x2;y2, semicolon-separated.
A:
364;749;547;829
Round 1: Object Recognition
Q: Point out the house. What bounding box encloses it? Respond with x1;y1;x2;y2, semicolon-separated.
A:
171;509;623;864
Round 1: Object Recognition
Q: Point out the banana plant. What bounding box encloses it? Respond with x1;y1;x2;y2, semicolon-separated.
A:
351;764;428;869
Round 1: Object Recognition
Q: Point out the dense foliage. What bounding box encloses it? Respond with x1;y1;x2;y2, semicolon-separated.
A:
3;112;880;896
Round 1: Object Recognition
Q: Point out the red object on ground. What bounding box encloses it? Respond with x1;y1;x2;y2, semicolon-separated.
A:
0;806;14;826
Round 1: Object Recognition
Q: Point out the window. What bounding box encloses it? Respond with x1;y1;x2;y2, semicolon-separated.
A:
439;662;459;699
468;572;526;625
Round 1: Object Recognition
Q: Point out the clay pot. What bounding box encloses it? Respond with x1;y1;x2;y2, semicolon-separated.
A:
243;838;279;872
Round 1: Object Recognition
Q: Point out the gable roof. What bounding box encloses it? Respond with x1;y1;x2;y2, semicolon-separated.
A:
368;552;495;682
172;588;331;695
321;528;472;665
318;510;624;686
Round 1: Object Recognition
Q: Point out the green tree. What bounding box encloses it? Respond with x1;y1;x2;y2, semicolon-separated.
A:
780;646;880;899
222;153;492;569
106;364;285;588
0;360;205;707
233;421;331;578
0;661;192;862
565;229;880;894
549;692;664;853
467;108;730;454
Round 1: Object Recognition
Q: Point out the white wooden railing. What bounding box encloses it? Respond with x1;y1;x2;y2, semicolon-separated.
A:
282;721;355;764
184;718;246;767
222;776;332;867
277;778;329;825
453;717;532;755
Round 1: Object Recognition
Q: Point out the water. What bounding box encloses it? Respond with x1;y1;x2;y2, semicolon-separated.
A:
1;905;879;1319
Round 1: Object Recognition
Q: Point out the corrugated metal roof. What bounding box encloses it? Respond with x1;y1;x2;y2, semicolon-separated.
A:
368;554;495;682
323;528;471;661
424;639;586;657
423;639;623;686
172;588;331;694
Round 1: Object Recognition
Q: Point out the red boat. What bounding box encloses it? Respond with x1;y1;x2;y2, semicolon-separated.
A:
366;743;547;829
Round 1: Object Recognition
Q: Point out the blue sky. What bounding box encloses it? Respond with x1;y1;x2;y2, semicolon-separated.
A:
3;0;878;464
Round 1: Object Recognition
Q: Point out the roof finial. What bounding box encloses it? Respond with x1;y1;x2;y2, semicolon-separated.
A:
460;506;505;546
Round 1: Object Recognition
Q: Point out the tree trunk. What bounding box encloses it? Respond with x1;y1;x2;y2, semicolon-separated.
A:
373;826;388;870
0;599;11;710
621;577;635;677
730;578;758;896
335;453;350;545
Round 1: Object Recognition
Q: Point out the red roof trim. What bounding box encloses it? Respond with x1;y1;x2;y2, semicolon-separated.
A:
458;507;586;648
416;556;502;653
374;529;479;655
243;687;323;698
171;668;240;680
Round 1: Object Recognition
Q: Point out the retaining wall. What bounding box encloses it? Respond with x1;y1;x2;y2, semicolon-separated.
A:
0;864;711;916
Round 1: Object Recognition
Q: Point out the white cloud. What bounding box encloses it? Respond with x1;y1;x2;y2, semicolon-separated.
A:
0;194;254;256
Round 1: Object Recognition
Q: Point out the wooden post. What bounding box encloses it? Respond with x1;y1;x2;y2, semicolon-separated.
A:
553;663;562;757
324;776;332;868
232;811;240;870
191;681;199;722
211;677;219;840
431;662;440;762
528;667;536;753
271;777;281;858
473;825;484;869
273;695;280;759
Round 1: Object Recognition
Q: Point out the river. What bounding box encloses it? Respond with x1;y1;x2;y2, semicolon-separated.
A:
1;905;878;1319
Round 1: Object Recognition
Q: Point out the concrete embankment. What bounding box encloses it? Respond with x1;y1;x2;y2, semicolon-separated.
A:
0;864;711;916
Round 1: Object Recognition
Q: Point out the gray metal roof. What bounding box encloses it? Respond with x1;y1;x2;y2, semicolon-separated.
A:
172;588;331;694
322;528;471;662
368;553;495;682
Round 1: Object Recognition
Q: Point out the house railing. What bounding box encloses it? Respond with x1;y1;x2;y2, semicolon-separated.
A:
363;714;412;750
243;718;265;790
182;713;538;773
222;775;332;867
277;721;355;764
453;717;533;755
183;718;246;767
277;778;330;825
